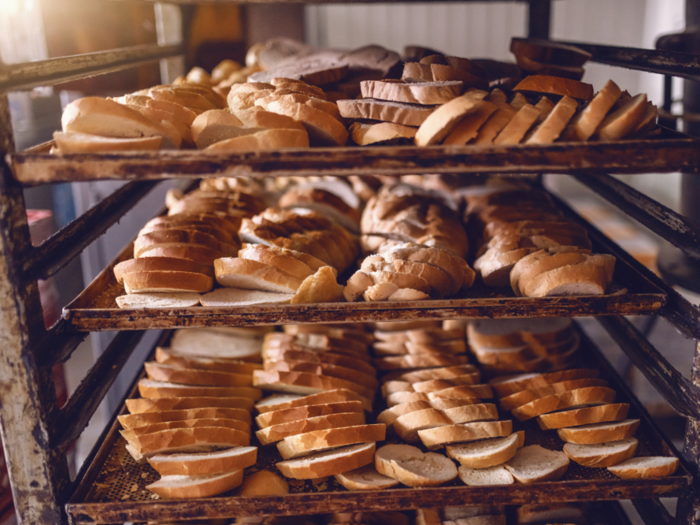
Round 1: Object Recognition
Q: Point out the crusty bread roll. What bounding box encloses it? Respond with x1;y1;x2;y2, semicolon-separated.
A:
255;401;363;429
417;420;513;450
446;432;522;468
607;456;679;479
536;402;629;430
276;424;386;460
458;465;513;486
125;396;254;414
504;445;569;483
254;388;373;414
276;442;375;479
138;379;263;401
144;362;253;387
374;444;457;487
148;446;257;476
513;75;594;100
147;469;244;499
205;128;310;150
256;411;365;445
119;407;252;429
557;419;640;445
116;292;201;309
334;463;400;491
563;437;638;468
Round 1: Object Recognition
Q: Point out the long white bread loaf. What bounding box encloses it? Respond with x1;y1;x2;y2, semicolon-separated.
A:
147;446;257;476
125;427;250;459
276;442;376;480
504;445;569;483
418;420;513;450
536;403;629;429
253;369;375;400
119;407;252;429
334;463;400;491
557;419;640;445
563;438;638;468
155;348;262;376
375;444;458;487
121;418;250;441
277;424;386;460
138;379;263;401
143;362;252;387
446;432;522;468
254;388;373;413
147;469;244;499
256;412;365;445
255;401;364;429
607;456;679;479
125;396;254;414
458;465;514;487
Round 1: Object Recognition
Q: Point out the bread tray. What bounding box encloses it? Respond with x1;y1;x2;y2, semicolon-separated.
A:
9;128;700;186
65;323;689;524
61;185;666;332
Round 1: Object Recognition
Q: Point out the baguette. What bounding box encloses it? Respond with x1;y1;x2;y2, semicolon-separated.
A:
254;389;372;414
144;362;252;387
256;411;365;445
276;442;376;480
557;419;640;445
255;401;364;429
563;438;638;468
503;445;569;483
125;396;254;414
607;456;679;479
536;403;629;430
119;407;252;429
277;424;386;460
446;433;522;468
334;463;400;491
137;379;263;401
147;446;257;476
147;469;244;499
417;420;513;450
375;444;458;487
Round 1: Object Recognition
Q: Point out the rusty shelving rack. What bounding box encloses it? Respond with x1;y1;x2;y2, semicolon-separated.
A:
1;1;700;524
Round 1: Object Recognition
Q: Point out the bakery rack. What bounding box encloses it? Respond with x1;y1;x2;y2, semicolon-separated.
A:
1;1;700;524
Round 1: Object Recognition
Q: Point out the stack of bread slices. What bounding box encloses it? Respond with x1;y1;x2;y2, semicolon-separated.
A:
490;337;678;479
416;506;506;525
119;328;269;499
466;184;616;295
114;186;264;309
467;318;580;375
511;38;590;81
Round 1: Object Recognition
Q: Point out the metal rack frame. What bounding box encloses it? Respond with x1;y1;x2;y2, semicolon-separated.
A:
0;1;699;523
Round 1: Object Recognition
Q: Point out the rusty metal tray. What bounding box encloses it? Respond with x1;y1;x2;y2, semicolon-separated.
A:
9;129;700;186
65;323;690;524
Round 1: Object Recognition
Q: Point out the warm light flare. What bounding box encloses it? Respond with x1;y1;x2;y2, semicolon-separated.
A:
0;0;35;15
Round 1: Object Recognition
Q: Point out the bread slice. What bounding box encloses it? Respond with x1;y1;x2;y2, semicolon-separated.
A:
265;360;378;391
256;411;365;445
255;401;363;429
262;348;375;377
125;396;254;414
255;388;372;414
53;131;162;152
415;90;488;146
337;98;436;127
394;408;452;443
472;105;518;145
526;95;578;144
429;398;479;411
511;387;616;421
276;442;376;480
374;354;466;371
458;465;514;486
277;424;386;460
442;100;498;145
114;257;214;283
116;293;201;309
121;416;250;439
361;80;463;105
563;438;638;468
557;419;640;445
596;93;648;141
200;287;294;307
144;362;252;387
135;229;230;257
504;445;569;483
386;391;429;407
350;121;417;146
375;444;458;487
500;377;609;411
537;403;629;430
571;79;622;141
489;368;599;398
513;75;594;100
119;407;252;429
137;379;263;401
442;404;499;425
493;104;541;145
205;128;310;150
122;271;213;294
381;380;414;397
607;456;679;479
147;446;257;476
190;110;258;148
402;62;433;82
155;348;261;376
335;463;400;491
238;244;317;280
253;369;374;400
214;258;304;294
427;384;494;400
147;469;244;499
377;401;432;426
264;100;347;146
446;433;521;468
417;420;513;450
126;427;250;460
400;365;479;383
430;64;488;90
137;245;224;265
411;374;480;393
